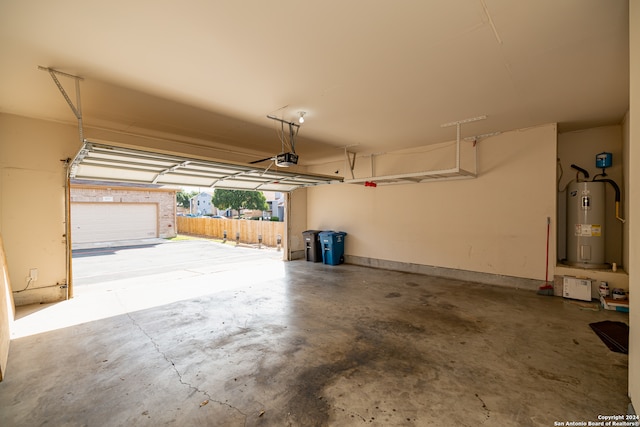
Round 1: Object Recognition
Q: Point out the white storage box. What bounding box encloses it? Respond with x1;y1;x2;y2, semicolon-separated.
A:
563;276;592;302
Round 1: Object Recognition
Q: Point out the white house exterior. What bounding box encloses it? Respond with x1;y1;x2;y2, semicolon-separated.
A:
265;192;285;221
190;192;213;215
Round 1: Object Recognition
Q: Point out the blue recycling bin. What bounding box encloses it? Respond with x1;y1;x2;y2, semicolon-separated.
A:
319;231;347;265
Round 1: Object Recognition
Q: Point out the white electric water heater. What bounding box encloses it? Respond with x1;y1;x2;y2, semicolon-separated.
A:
566;181;606;268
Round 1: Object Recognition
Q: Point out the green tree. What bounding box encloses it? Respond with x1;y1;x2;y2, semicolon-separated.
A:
176;190;198;208
212;189;268;218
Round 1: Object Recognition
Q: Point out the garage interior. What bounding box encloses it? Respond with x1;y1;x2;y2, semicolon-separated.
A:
0;1;639;426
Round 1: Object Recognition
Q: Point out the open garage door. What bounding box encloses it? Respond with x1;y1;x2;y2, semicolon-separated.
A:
71;203;158;244
69;141;340;192
66;140;331;270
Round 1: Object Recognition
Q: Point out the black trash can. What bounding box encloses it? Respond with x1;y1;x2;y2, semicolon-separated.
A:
302;230;322;262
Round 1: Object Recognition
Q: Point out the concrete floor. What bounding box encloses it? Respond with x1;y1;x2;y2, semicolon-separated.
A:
0;241;631;426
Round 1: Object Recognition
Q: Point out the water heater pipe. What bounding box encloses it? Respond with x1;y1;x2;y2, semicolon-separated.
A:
593;178;625;223
570;164;590;181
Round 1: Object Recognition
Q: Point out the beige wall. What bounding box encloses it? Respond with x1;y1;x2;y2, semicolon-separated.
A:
557;126;624;267
0;114;80;306
628;0;639;413
307;124;557;281
286;188;307;260
0;233;15;381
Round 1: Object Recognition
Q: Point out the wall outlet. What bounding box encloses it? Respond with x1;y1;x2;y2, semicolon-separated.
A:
29;268;38;281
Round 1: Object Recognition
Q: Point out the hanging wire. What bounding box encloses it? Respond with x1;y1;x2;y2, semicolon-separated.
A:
280;120;286;152
557;158;564;191
268;114;299;154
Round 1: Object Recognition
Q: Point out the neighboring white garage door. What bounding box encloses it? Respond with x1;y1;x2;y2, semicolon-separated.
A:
71;203;158;244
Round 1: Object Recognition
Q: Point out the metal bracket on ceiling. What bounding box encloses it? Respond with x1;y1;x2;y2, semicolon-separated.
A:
38;66;85;145
464;131;501;147
463;131;501;174
441;115;486;169
441;115;487;141
341;145;358;180
267;115;300;153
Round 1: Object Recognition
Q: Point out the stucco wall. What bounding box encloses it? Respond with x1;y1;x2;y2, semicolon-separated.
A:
0;114;80;306
307;123;557;282
0;233;14;381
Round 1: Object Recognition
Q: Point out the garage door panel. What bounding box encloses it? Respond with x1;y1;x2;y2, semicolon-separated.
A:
71;141;341;191
158;175;214;187
71;203;158;244
74;164;159;182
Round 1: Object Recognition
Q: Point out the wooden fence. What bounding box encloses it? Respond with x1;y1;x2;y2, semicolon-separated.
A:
177;216;285;247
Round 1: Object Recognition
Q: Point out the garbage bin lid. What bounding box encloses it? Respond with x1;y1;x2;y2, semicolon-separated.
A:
303;229;322;234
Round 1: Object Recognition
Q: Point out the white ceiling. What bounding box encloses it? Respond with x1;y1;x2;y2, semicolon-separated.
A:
0;1;629;165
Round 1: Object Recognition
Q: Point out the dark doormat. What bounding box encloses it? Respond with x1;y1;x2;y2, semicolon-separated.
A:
589;321;629;354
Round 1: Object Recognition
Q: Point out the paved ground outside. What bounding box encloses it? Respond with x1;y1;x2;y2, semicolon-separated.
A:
72;237;284;286
13;238;285;339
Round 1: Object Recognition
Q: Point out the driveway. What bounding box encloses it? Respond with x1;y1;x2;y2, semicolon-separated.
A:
13;238;287;339
72;238;284;286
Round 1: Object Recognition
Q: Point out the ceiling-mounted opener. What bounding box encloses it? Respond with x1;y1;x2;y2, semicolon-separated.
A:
250;115;301;167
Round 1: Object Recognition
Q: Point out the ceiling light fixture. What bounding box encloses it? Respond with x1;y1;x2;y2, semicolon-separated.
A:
298;111;306;124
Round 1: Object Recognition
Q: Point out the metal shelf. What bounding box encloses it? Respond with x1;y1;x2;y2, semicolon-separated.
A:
342;116;491;187
343;166;476;186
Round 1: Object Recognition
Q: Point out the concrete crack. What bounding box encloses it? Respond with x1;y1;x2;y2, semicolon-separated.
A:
124;311;248;424
475;393;491;421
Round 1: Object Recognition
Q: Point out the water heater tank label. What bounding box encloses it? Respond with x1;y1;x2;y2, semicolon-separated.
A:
575;224;601;237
